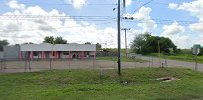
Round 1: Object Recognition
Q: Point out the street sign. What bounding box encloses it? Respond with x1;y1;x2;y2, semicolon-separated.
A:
192;44;201;55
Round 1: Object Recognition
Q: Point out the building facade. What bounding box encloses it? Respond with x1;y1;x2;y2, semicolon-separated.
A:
4;43;96;60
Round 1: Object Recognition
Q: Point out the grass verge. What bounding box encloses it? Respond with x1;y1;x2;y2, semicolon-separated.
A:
149;53;203;63
0;68;203;100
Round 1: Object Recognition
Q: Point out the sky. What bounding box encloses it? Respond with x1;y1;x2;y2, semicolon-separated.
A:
0;0;202;49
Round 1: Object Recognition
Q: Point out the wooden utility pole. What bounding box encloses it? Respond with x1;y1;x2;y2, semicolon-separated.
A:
158;39;161;67
117;0;121;75
121;28;130;58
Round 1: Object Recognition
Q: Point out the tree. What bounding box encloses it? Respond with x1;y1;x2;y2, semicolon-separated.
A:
130;33;148;54
131;33;177;54
0;40;9;51
54;37;67;44
85;42;91;44
96;43;102;49
43;36;54;44
43;36;67;44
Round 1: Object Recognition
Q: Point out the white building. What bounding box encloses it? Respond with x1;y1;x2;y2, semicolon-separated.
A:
4;43;96;60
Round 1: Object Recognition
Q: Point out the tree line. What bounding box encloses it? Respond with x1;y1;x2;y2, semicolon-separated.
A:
130;33;179;55
0;34;186;54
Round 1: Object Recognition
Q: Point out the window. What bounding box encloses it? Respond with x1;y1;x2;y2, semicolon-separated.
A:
63;52;69;55
85;52;89;55
33;51;39;56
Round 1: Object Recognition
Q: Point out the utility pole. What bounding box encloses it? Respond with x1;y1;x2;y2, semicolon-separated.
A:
121;28;130;58
117;0;121;75
158;38;161;67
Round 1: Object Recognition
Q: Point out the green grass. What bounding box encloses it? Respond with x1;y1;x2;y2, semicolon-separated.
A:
149;53;203;63
1;68;203;100
96;56;147;63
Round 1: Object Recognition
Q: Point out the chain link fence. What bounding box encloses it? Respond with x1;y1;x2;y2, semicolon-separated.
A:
1;54;202;74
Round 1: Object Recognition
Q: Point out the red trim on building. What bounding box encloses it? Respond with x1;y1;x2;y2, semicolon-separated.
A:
82;51;84;60
20;51;22;60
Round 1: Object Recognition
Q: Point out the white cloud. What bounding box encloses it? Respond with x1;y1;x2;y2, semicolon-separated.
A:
123;6;156;32
161;22;192;49
65;0;86;9
168;3;178;9
167;0;203;48
6;0;25;9
162;22;185;35
0;0;140;48
126;0;132;6
0;1;122;48
168;0;203;34
189;22;203;33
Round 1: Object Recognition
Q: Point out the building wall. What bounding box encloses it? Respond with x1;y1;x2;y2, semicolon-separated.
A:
60;51;70;59
3;43;96;60
3;45;20;59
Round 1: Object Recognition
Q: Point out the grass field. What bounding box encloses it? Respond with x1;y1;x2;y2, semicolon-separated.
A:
0;68;203;100
149;53;203;63
96;56;147;63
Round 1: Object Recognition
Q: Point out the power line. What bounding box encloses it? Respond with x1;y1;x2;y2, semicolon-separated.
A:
22;3;117;6
133;0;154;13
124;19;197;24
0;15;117;21
124;20;198;26
0;1;117;6
122;16;198;25
134;0;172;5
0;15;116;19
0;21;115;32
0;15;114;17
0;15;116;18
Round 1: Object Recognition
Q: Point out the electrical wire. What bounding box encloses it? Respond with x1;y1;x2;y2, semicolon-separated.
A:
133;0;154;13
0;21;116;32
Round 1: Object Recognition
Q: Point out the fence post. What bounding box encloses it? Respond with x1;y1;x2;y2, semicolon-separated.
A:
113;56;116;71
49;58;52;70
149;56;151;67
28;59;31;72
3;59;6;72
195;54;198;71
24;58;27;72
151;56;153;67
68;58;71;71
0;59;2;72
165;57;167;67
133;57;135;67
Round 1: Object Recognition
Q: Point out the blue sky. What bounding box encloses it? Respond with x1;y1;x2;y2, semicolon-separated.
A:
0;0;202;49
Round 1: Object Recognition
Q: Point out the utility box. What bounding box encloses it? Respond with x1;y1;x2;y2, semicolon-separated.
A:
192;44;201;55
